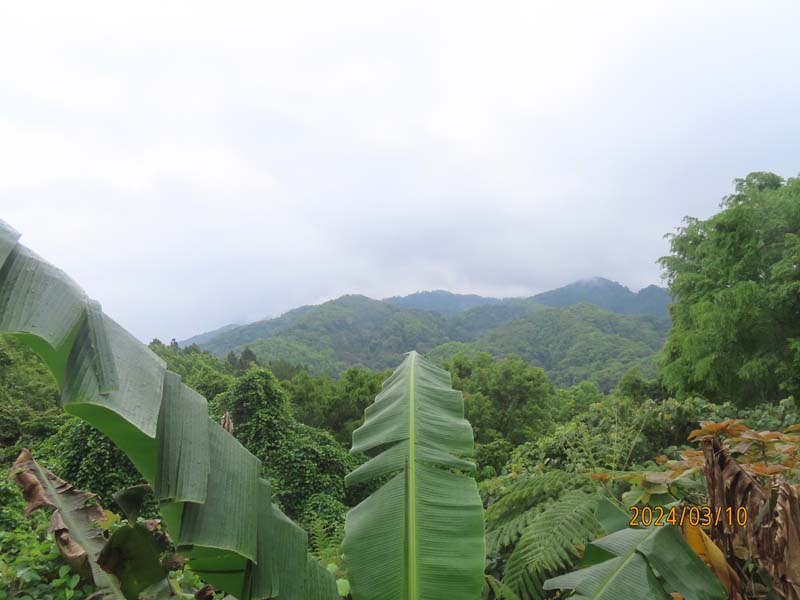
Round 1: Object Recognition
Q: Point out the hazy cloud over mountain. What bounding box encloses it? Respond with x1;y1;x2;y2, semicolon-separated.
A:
2;1;799;341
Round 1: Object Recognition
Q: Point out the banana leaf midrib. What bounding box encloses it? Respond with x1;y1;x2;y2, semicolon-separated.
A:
407;351;417;600
591;527;657;599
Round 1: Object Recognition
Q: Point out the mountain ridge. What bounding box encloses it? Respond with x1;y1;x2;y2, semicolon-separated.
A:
178;278;671;391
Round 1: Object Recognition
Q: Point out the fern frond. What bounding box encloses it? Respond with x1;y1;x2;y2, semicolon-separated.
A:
308;515;343;562
501;490;599;600
485;470;590;553
486;502;549;555
486;471;585;522
308;516;328;557
483;573;522;600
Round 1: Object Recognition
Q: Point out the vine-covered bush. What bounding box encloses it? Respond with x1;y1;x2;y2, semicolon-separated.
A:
36;418;150;514
216;368;361;528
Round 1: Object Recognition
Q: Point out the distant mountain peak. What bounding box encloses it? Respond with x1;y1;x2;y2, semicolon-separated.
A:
384;290;502;316
574;276;625;287
178;322;242;348
532;277;670;316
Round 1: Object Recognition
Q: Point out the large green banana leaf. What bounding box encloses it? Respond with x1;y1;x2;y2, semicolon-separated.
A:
343;351;485;600
0;219;336;600
543;525;726;600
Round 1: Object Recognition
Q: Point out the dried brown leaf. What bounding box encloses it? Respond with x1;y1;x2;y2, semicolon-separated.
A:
702;436;800;600
10;449;108;578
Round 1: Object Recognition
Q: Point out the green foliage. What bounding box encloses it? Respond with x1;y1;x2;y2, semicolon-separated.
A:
265;358;307;381
384;290;504;316
431;304;669;392
616;367;667;402
193;293;667;391
203;295;452;376
738;396;800;431
543;525;726;600
446;301;545;342
0;402;21;445
0;478;96;600
518;395;734;474
0;336;63;463
97;522;167;599
482;574;521;600
36;418;153;516
484;471;595;554
0;336;60;413
285;366;389;444
532;278;670;317
307;500;348;593
474;439;514;480
342;352;485;600
186;366;234;406
216;368;359;526
660;172;800;406
447;353;556;445
551;381;604;422
148;340;234;398
501;491;600;600
303;493;347;543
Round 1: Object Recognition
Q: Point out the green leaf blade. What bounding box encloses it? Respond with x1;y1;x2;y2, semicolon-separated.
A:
344;351;484;600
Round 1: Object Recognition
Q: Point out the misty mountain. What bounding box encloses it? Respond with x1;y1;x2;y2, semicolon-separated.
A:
384;290;503;315
428;303;669;390
385;278;670;318
179;323;242;347
531;277;671;316
181;278;671;390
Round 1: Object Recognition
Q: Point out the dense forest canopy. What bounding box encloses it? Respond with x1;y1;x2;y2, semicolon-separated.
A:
660;172;800;406
2;171;800;599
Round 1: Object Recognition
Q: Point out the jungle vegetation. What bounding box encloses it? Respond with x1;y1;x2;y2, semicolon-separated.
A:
1;171;799;599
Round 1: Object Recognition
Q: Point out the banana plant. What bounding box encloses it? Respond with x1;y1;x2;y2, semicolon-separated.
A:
343;351;486;600
543;504;727;600
0;219;334;600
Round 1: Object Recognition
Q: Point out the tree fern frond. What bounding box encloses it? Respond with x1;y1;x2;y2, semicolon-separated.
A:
485;471;591;553
485;471;586;522
486;502;549;555
483;573;522;600
502;490;599;600
308;516;330;557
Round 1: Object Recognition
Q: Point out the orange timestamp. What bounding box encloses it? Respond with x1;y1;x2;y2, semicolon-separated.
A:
628;505;748;527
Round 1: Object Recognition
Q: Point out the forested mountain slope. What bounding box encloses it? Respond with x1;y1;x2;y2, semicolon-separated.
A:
188;286;669;388
531;277;671;316
384;289;503;314
196;304;317;355
204;295;452;375
178;322;241;347
429;303;670;391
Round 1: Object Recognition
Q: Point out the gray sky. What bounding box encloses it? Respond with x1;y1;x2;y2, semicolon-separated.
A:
2;1;799;342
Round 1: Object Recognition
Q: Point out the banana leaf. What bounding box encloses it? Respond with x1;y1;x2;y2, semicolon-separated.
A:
343;351;485;600
543;525;727;600
0;220;337;600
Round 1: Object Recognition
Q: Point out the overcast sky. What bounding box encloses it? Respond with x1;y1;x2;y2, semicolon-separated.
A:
2;1;799;342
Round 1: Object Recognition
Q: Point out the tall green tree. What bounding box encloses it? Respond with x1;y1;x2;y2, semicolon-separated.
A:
659;172;800;405
446;352;556;445
285;367;388;444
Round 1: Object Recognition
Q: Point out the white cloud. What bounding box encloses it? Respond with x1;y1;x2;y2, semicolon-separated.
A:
1;0;799;340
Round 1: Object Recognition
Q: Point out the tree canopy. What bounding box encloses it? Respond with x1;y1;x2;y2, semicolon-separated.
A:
659;172;800;405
